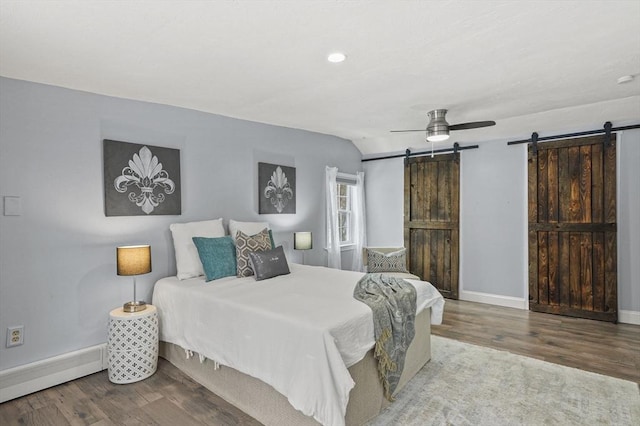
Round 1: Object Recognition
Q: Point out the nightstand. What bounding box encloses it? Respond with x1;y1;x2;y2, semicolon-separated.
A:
107;305;159;384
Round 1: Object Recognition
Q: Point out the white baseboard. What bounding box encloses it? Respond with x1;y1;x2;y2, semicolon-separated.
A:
460;290;528;310
0;343;107;403
618;310;640;325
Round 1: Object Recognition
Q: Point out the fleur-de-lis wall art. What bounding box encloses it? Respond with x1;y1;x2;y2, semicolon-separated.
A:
103;140;181;216
258;162;296;214
114;146;175;214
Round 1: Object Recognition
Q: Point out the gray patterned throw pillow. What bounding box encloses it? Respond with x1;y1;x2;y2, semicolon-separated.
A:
235;228;273;277
367;248;409;273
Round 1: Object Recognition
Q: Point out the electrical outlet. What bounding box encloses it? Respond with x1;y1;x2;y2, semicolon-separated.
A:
7;326;23;347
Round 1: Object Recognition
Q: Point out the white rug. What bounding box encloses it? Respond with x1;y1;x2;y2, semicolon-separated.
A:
368;335;640;426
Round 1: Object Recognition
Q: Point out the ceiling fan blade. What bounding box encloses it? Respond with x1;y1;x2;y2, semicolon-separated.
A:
449;121;496;131
390;129;427;133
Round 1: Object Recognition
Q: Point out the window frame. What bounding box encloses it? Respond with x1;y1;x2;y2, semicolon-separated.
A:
336;182;354;248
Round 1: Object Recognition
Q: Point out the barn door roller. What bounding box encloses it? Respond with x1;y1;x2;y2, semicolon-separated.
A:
603;121;612;149
531;132;539;156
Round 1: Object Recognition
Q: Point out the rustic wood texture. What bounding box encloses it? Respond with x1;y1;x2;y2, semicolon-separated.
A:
528;150;539;304
0;359;262;426
528;135;617;322
405;153;460;299
537;147;548;222
432;299;640;383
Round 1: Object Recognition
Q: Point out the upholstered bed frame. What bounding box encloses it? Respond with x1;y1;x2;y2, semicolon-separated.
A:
159;307;432;426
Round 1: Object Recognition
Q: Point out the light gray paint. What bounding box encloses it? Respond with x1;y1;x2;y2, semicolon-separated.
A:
364;157;405;247
618;129;640;314
365;132;640;312
459;140;527;298
0;77;362;370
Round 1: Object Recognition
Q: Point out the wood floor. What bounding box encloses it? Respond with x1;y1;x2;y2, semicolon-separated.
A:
1;300;638;425
432;300;640;383
0;357;261;426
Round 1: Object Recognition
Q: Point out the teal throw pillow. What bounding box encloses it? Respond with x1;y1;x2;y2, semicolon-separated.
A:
192;236;237;281
268;229;275;249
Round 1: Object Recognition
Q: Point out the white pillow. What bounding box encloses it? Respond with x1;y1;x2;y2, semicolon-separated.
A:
228;219;270;242
170;218;225;280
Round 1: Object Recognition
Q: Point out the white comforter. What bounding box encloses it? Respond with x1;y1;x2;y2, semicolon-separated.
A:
152;264;444;426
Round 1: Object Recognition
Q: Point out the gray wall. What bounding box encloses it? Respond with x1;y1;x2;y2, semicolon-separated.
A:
365;130;640;315
363;157;405;248
0;77;362;370
617;129;640;316
458;140;527;299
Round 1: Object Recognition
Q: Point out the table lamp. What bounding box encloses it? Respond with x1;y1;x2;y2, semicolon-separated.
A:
294;232;312;264
117;245;152;313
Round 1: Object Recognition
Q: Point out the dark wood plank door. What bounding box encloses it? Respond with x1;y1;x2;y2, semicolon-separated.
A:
404;153;460;299
528;135;617;322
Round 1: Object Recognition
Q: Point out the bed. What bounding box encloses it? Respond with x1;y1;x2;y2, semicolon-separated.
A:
152;262;444;426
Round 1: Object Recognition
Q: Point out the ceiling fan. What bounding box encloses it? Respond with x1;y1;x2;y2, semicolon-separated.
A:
391;109;496;142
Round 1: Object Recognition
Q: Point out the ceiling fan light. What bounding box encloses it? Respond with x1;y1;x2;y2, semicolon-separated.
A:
426;133;450;142
426;109;450;142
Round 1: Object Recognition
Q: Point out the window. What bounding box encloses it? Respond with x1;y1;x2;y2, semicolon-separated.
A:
337;183;353;246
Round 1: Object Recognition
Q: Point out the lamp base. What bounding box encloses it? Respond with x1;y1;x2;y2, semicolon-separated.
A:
123;301;147;313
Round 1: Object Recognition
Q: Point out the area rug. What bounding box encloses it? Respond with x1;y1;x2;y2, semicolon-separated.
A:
368;335;640;426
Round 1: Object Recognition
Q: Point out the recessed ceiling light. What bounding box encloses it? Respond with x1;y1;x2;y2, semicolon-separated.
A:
617;75;634;84
327;52;346;63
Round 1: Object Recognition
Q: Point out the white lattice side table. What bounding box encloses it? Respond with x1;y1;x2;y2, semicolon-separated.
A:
108;305;159;384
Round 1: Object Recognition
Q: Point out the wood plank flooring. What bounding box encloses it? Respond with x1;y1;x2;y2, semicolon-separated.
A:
1;300;638;425
432;299;640;383
0;358;262;426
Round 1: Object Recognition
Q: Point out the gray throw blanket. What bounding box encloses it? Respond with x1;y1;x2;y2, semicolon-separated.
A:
353;273;417;401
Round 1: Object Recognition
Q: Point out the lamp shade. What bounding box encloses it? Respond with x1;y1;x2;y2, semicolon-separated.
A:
117;245;152;276
294;232;313;250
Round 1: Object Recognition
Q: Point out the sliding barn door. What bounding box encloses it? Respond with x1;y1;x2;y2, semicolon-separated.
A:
528;134;617;322
404;153;460;299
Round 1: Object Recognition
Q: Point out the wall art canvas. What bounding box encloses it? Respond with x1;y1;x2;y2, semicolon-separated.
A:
258;162;296;214
103;139;181;216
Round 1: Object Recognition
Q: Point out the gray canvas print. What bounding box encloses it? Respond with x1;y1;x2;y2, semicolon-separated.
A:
103;139;181;216
258;162;296;214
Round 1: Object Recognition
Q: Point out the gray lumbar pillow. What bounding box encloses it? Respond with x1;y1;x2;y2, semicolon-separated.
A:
248;245;291;281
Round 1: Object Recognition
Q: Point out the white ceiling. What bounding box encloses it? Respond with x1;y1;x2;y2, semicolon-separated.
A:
1;0;639;157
